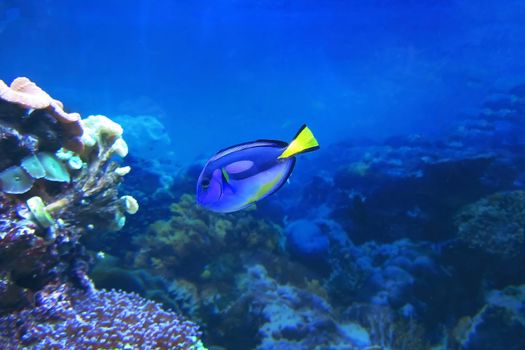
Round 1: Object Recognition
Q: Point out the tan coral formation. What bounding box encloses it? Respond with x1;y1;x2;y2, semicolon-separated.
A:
32;113;137;232
0;76;138;232
0;77;84;152
0;77;52;109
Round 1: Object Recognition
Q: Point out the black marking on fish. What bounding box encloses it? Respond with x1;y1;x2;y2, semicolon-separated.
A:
211;139;288;162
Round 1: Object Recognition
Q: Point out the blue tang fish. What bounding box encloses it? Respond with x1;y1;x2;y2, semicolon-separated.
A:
197;125;319;213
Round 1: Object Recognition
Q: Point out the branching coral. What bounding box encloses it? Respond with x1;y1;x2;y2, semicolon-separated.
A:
0;283;206;349
346;303;430;350
0;78;139;302
133;194;281;279
0;77;138;234
455;191;525;258
0;77;186;347
39;113;137;232
229;264;378;350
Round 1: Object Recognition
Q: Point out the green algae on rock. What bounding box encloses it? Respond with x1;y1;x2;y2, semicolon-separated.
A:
0;165;34;194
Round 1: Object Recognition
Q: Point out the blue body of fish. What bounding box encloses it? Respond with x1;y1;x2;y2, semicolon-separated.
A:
196;125;318;213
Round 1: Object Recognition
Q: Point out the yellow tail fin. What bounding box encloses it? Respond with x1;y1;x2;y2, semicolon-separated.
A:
278;125;320;159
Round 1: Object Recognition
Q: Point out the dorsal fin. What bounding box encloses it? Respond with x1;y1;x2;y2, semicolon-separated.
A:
210;139;287;162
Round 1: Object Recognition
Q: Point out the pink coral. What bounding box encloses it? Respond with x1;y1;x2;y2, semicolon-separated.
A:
0;77;83;152
0;77;52;109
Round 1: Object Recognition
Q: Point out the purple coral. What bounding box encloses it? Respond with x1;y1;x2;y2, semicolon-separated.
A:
0;77;204;348
0;284;204;349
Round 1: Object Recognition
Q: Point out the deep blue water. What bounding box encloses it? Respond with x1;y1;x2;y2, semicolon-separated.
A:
2;0;525;162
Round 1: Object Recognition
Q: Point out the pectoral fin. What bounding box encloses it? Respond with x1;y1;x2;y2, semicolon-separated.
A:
221;167;235;193
221;167;230;183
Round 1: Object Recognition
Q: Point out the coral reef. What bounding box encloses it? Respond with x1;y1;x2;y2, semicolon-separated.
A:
452;284;525;350
284;219;330;265
0;283;205;349
0;78;139;235
0;77;205;347
328;146;511;243
112;114;172;161
88;82;525;349
90;254;186;313
106;114;179;247
0;77;83;155
279;87;525;245
455;191;525;258
0;77;139;307
132;193;282;279
244;264;369;350
345;303;430;350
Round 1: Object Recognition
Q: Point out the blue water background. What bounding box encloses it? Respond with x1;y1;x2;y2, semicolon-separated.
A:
1;0;525;163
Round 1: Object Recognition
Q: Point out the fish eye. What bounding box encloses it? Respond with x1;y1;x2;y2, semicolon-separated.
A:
201;178;210;189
